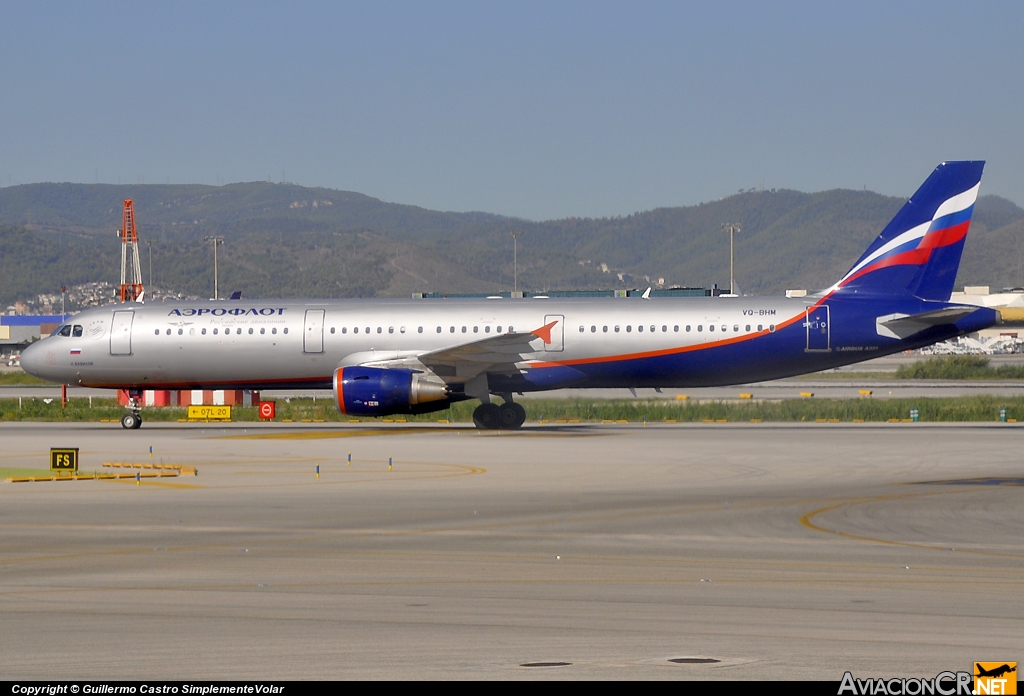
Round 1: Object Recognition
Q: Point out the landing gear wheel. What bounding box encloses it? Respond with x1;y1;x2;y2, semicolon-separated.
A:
120;413;142;429
472;403;502;430
498;402;526;430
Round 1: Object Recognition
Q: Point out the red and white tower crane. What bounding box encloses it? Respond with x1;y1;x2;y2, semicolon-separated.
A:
119;199;144;302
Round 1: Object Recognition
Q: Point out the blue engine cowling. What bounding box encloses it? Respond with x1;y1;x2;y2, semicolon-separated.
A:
333;366;449;416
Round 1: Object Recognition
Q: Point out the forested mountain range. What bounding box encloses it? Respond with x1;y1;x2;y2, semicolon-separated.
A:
1;181;1022;308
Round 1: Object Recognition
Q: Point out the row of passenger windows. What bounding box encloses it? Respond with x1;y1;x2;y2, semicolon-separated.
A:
154;323;776;337
328;325;514;335
156;327;289;336
578;323;774;333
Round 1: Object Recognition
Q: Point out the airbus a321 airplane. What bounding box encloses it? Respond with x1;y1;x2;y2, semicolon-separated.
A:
22;161;998;430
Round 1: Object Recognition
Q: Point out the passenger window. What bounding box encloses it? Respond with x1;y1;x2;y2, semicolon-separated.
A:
769;324;776;332
365;327;370;334
166;329;172;335
626;325;632;332
353;327;359;334
400;327;406;334
684;325;689;332
72;325;83;337
697;325;703;332
189;328;195;336
637;325;642;332
745;325;750;332
484;325;490;333
462;326;467;333
261;328;266;334
614;326;620;333
591;326;597;333
202;328;207;335
603;326;608;333
272;328;277;335
284;328;289;334
497;326;503;333
662;325;667;332
450;326;455;333
213;328;218;335
154;329;159;336
578;326;584;333
377;327;382;334
388;327;394;334
249;328;254;334
418;327;423;333
721;326;727;332
473;326;478;333
709;325;714;332
436;326;442;333
179;328;184;335
757;324;763;331
330;327;335;334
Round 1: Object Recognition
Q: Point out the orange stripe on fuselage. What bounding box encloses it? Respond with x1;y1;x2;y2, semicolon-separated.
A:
531;309;808;368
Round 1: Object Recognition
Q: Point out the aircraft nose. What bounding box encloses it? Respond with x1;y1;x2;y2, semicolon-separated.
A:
19;341;47;378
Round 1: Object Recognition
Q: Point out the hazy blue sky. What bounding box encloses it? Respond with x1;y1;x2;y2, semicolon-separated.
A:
2;1;1022;219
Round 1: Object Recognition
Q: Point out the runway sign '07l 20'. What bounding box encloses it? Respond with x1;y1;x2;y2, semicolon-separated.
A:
50;448;79;472
187;405;231;420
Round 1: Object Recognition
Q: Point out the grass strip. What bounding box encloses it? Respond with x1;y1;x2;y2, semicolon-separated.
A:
2;395;1022;423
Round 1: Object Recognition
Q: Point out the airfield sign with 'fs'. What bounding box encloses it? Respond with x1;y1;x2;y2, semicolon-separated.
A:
50;448;79;473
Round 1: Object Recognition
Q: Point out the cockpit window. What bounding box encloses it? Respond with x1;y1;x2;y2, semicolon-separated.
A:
72;325;83;337
55;325;72;337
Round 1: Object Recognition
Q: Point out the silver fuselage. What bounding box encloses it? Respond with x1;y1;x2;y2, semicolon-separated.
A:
22;296;821;390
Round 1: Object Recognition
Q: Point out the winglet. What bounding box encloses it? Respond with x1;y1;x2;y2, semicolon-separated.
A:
531;320;559;344
642;287;651;299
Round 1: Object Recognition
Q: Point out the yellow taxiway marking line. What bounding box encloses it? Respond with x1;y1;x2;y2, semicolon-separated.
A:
106;479;205;489
799;488;1024;559
220;428;442;440
218;426;611;441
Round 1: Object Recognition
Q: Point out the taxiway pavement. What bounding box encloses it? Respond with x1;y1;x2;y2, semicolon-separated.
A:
1;421;1021;679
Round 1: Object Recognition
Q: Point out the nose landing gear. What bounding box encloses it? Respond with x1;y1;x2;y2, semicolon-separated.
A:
120;389;144;429
472;397;526;430
120;412;143;429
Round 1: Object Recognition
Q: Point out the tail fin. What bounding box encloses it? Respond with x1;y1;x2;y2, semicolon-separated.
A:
830;161;984;301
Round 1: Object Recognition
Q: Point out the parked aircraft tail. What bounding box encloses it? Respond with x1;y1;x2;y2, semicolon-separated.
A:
829;161;984;301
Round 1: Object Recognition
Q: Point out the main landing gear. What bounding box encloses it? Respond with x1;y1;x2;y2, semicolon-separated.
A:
472;399;526;430
120;390;143;429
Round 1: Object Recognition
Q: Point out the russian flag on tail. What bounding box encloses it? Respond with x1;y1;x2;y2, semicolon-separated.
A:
829;161;984;302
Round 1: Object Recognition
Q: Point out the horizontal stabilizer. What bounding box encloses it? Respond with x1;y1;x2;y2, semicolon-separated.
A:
875;306;979;340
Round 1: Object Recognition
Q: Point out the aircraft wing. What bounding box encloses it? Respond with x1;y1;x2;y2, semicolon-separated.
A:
875;306;981;339
340;320;559;388
417;320;558;380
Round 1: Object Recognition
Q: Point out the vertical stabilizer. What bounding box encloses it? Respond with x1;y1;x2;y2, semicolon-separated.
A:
829;161;984;301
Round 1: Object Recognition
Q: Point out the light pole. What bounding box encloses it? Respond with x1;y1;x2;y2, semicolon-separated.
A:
720;223;741;295
205;236;225;299
511;231;520;294
147;239;153;289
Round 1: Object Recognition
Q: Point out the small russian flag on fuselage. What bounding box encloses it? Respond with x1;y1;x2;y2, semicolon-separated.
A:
70;349;81;355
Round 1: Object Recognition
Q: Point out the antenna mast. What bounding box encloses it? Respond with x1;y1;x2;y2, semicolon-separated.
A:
119;199;144;302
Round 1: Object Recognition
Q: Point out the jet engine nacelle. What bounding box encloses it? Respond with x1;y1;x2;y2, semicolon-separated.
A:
333;366;449;416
